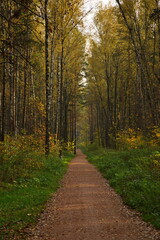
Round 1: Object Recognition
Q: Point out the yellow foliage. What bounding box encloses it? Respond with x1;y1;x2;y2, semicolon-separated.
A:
0;135;45;171
153;160;160;168
66;142;75;152
116;129;145;149
116;127;160;150
150;152;160;168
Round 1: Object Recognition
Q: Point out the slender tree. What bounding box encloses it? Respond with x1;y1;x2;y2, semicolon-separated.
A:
44;0;50;155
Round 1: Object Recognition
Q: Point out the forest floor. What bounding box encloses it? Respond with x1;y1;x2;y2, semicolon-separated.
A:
27;149;160;240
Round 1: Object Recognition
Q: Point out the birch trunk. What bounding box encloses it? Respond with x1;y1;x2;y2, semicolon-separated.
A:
45;0;50;155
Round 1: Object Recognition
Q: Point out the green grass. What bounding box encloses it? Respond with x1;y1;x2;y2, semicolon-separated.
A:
0;151;73;240
84;145;160;229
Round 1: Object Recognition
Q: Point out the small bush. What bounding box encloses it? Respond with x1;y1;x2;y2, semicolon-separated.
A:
150;151;160;168
0;135;62;183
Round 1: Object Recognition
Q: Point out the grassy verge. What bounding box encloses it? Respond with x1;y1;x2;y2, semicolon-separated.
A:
84;145;160;229
0;151;73;240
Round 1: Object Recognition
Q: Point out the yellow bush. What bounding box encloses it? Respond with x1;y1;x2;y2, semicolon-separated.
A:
116;129;145;149
0;135;47;182
116;127;160;150
151;152;160;168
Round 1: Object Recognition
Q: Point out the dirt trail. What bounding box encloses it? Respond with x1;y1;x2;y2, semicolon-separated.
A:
28;149;160;240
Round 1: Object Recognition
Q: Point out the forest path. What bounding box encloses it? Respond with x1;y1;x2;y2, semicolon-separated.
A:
28;149;160;240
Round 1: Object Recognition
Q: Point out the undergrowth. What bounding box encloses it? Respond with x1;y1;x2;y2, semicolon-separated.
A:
0;136;73;240
84;144;160;229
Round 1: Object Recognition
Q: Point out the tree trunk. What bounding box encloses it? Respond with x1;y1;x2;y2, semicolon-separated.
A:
0;49;6;141
22;64;27;130
45;0;50;155
59;42;64;158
